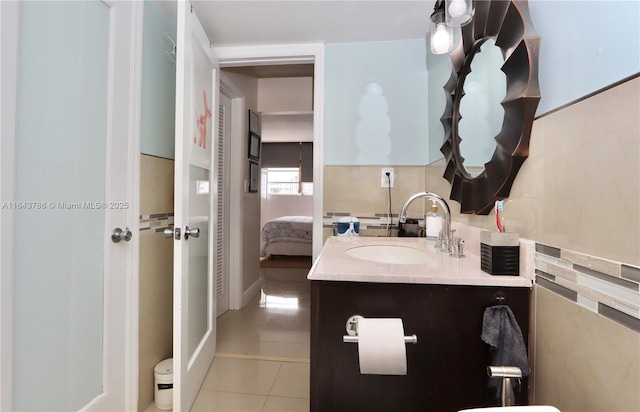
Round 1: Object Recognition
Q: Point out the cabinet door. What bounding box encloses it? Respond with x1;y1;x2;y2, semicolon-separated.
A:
311;281;530;412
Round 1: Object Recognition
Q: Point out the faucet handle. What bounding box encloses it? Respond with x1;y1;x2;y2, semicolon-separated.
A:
451;236;465;258
435;230;443;249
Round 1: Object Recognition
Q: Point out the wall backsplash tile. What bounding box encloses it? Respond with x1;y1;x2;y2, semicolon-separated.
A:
140;212;174;233
140;154;174;215
534;287;640;412
622;264;640;283
138;154;174;410
323;166;426;240
535;242;640;332
323;166;426;216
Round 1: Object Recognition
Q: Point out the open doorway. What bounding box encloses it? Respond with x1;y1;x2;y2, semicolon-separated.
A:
207;66;314;400
215;64;315;311
223;64;314;236
176;43;324;410
219;61;319;313
214;67;316;318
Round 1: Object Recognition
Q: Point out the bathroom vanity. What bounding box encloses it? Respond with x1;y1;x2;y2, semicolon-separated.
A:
308;237;532;412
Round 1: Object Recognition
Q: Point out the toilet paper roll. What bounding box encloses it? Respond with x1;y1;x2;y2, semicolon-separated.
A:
357;318;407;375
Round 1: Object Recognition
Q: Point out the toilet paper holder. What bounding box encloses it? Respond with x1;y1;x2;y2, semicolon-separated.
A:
342;315;418;344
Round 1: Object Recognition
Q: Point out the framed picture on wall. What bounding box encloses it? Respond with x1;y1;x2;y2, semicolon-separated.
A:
248;110;260;134
249;161;259;193
248;132;261;160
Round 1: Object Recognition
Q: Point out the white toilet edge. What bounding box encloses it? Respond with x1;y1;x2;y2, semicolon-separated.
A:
458;407;561;412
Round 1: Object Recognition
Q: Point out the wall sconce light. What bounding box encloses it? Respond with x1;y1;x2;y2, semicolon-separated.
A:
430;0;453;54
445;0;474;27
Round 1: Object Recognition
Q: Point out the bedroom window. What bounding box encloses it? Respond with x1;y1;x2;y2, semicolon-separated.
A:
260;142;313;195
264;167;300;195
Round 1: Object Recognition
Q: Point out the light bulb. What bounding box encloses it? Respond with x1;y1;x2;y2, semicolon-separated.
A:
431;23;452;54
448;0;467;18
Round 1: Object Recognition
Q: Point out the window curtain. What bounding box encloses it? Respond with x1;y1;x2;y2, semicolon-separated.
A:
261;142;313;182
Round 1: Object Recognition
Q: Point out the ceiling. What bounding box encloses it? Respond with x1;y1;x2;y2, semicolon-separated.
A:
154;1;436;79
156;1;435;48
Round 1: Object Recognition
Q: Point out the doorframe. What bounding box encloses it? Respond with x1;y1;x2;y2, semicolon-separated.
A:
219;72;247;311
125;3;144;409
0;2;141;409
215;43;325;308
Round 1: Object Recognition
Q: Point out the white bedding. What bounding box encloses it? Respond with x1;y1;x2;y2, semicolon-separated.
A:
260;216;313;257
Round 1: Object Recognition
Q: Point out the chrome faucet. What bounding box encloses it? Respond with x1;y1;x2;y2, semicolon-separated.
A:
399;191;452;253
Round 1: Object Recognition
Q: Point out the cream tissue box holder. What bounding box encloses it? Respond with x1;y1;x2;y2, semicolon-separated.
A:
480;231;520;276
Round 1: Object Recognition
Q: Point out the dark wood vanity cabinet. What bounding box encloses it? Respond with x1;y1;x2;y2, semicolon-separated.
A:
310;281;531;412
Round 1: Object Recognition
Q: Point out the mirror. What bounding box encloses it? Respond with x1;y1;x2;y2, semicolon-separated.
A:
440;0;541;214
458;39;506;177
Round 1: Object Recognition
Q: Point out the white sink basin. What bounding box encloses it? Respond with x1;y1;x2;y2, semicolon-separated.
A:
344;245;433;264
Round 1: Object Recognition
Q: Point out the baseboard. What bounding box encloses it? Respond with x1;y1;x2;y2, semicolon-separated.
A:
242;277;262;308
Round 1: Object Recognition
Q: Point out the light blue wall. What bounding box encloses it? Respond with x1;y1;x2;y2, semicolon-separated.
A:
425;0;640;164
426;48;452;163
324;40;430;165
530;0;640;116
140;0;176;159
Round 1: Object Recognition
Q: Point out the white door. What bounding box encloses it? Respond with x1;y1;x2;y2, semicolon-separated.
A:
216;92;232;317
0;1;140;411
173;2;219;410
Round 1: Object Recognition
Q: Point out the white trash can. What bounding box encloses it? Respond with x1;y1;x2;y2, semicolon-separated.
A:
154;358;173;410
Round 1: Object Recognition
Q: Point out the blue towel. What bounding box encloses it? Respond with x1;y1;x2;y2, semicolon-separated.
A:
481;305;530;398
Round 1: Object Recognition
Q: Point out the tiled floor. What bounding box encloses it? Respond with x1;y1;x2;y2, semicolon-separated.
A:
146;266;311;412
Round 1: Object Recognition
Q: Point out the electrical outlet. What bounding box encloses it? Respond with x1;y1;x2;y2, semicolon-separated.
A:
380;167;395;188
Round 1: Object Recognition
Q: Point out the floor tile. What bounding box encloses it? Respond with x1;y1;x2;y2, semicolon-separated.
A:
200;272;312;410
263;309;310;329
258;311;310;346
201;357;282;395
261;268;311;283
269;363;310;399
217;307;270;342
247;341;310;359
143;402;165;412
217;317;265;342
219;301;270;323
191;390;266;412
216;339;254;355
262;396;310;412
258;329;310;346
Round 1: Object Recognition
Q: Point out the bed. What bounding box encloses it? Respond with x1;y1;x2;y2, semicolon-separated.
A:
260;215;313;258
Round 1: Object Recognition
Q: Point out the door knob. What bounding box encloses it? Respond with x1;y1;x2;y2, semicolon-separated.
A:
184;226;200;240
164;227;181;240
111;227;132;243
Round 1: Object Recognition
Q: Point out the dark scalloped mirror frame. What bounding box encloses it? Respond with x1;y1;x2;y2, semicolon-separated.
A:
440;0;541;214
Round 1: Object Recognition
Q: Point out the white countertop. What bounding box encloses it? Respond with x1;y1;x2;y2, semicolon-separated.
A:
308;236;533;287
